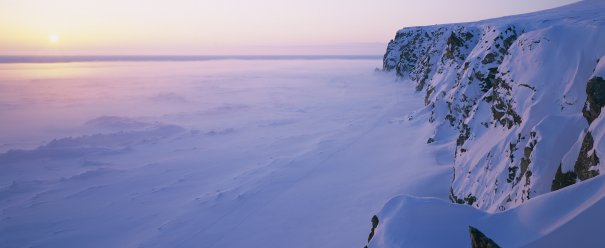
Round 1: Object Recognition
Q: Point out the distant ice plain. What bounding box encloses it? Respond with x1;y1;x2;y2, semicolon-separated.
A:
0;59;449;247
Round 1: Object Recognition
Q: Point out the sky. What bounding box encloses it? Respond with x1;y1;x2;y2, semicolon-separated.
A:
0;0;578;55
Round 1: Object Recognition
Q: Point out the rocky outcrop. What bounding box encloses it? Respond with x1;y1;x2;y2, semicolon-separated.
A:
383;1;605;211
364;215;379;248
552;131;601;192
551;163;577;191
575;132;600;180
552;76;605;191
582;77;605;124
469;226;501;248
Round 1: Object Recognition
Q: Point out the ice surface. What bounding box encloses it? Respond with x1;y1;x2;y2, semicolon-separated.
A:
0;59;449;247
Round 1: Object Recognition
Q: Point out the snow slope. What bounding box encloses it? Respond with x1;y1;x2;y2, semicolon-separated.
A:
370;174;605;247
0;60;449;247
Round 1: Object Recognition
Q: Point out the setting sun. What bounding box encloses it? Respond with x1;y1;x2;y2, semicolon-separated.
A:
49;34;59;43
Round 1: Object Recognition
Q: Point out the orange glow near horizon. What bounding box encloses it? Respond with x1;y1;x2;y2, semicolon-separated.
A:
0;0;577;55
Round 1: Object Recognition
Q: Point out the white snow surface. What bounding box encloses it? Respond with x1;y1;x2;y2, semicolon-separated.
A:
0;60;451;247
370;174;605;248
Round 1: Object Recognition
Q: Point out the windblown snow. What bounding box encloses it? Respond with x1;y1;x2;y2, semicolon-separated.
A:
0;60;451;247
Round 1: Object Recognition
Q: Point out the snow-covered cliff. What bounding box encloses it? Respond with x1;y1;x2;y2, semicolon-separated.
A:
366;1;605;247
384;0;605;212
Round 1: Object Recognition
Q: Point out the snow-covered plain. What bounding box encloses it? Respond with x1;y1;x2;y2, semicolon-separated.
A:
0;59;450;247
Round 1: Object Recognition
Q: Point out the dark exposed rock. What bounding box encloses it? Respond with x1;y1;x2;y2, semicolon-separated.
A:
449;187;466;204
384;28;434;75
509;142;518;162
416;56;432;92
582;77;605;124
517;139;537;184
479;68;521;130
464;194;477;205
481;53;496;64
519;83;536;91
469;226;501;248
446;114;456;127
547;78;604;192
372;215;379;228
367;215;380;243
525;170;533;186
550;131;600;192
425;86;435;106
574;132;600;180
551;163;577;191
502;33;518;49
456;123;471;147
519;158;530;182
450;188;478;206
507;166;518;183
490;97;522;129
445;32;465;60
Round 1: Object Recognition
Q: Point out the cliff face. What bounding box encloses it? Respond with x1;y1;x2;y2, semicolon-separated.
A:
383;0;605;211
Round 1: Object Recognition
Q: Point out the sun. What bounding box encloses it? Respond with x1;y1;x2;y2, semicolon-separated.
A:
49;34;60;43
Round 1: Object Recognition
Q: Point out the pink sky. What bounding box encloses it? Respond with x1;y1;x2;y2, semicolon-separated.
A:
0;0;577;55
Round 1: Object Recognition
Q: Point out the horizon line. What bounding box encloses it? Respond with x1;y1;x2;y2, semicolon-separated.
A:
0;54;383;64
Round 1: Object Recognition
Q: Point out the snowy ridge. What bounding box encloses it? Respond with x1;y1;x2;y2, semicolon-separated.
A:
370;172;605;247
384;0;605;211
